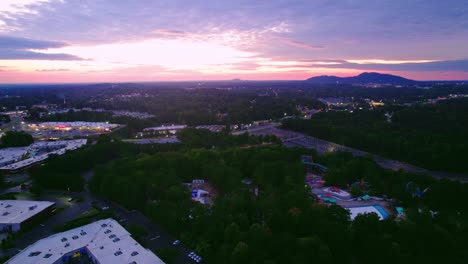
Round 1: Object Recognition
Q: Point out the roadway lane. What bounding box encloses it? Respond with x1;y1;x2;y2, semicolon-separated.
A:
83;171;194;264
252;127;468;182
0;187;194;263
0;191;93;259
103;200;193;264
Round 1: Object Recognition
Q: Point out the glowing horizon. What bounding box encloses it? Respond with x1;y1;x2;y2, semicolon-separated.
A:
0;0;467;83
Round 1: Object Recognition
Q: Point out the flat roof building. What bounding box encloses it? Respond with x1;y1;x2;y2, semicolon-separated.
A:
28;122;119;131
6;218;165;264
0;139;87;171
195;125;225;132
143;125;187;132
0;147;29;168
139;125;187;136
0;200;56;233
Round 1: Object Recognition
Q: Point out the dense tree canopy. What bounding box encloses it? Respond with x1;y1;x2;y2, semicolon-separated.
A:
283;98;468;173
0;114;10;124
89;147;467;264
4;82;467;263
30;136;182;191
0;131;33;148
177;128;281;149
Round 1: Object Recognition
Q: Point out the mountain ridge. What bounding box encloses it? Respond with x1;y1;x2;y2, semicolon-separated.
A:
306;72;418;85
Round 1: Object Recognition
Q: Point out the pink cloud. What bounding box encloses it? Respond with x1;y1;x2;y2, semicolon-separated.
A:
273;36;325;50
152;29;188;38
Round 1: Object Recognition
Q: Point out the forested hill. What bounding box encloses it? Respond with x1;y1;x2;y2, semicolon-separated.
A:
282;98;468;174
306;72;417;85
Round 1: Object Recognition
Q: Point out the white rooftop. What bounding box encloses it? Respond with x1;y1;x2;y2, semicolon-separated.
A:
0;147;29;164
143;125;187;131
0;200;55;224
29;122;119;130
6;218;165;264
0;139;87;171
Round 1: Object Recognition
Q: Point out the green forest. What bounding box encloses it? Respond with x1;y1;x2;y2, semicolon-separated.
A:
24;125;468;264
283;98;468;173
0;131;34;148
30;130;279;192
26;87;325;126
87;147;467;264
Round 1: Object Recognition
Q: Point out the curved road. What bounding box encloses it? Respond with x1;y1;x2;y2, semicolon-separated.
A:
245;125;468;182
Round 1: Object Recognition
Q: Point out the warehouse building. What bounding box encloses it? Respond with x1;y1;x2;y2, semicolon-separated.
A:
6;218;165;264
0;200;56;233
0;139;87;171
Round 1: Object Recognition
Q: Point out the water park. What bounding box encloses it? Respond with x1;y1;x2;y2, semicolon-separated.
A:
302;155;399;220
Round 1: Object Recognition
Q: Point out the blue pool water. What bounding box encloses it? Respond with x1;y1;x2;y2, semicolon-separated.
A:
373;205;388;219
346;205;389;220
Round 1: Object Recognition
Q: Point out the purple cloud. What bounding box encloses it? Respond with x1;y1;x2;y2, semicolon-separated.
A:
0;35;82;60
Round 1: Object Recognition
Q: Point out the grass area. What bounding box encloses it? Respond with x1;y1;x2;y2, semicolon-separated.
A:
0;192;18;200
53;208;115;232
1;233;18;249
75;196;86;203
0;256;10;263
126;223;148;243
77;207;100;219
15;192;32;197
53;195;86;203
3;179;28;189
155;248;179;264
52;206;67;214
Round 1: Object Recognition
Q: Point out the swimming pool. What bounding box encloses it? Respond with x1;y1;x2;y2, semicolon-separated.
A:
346;205;389;220
373;205;388;219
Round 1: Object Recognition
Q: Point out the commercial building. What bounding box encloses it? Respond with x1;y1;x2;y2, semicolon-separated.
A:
0;139;87;171
122;137;181;144
47;108;155;119
6;218;165;264
139;125;187;136
0;200;56;233
195;125;225;132
0;147;29;168
28;122;119;132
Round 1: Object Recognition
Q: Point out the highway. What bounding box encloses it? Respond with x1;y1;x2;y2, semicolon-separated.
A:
246;126;468;182
282;131;468;182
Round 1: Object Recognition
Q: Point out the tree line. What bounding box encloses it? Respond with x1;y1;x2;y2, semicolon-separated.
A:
282;98;468;173
89;147;467;264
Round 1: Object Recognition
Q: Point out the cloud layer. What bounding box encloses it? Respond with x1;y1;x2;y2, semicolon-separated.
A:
0;35;82;60
0;0;467;82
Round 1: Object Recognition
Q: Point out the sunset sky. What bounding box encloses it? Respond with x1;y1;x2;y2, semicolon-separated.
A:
0;0;467;83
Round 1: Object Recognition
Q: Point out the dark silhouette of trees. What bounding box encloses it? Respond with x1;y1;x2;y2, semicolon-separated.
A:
0;131;33;148
283;98;468;173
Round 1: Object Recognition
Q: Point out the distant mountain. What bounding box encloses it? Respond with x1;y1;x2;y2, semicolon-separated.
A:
306;72;418;85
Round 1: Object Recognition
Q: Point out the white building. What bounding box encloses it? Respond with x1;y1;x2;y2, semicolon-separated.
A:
195;125;224;132
140;125;187;136
0;200;56;233
143;125;187;133
0;139;87;171
29;122;119;131
0;147;29;168
6;218;165;264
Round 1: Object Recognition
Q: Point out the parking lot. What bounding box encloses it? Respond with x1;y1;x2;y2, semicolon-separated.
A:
0;171;198;263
